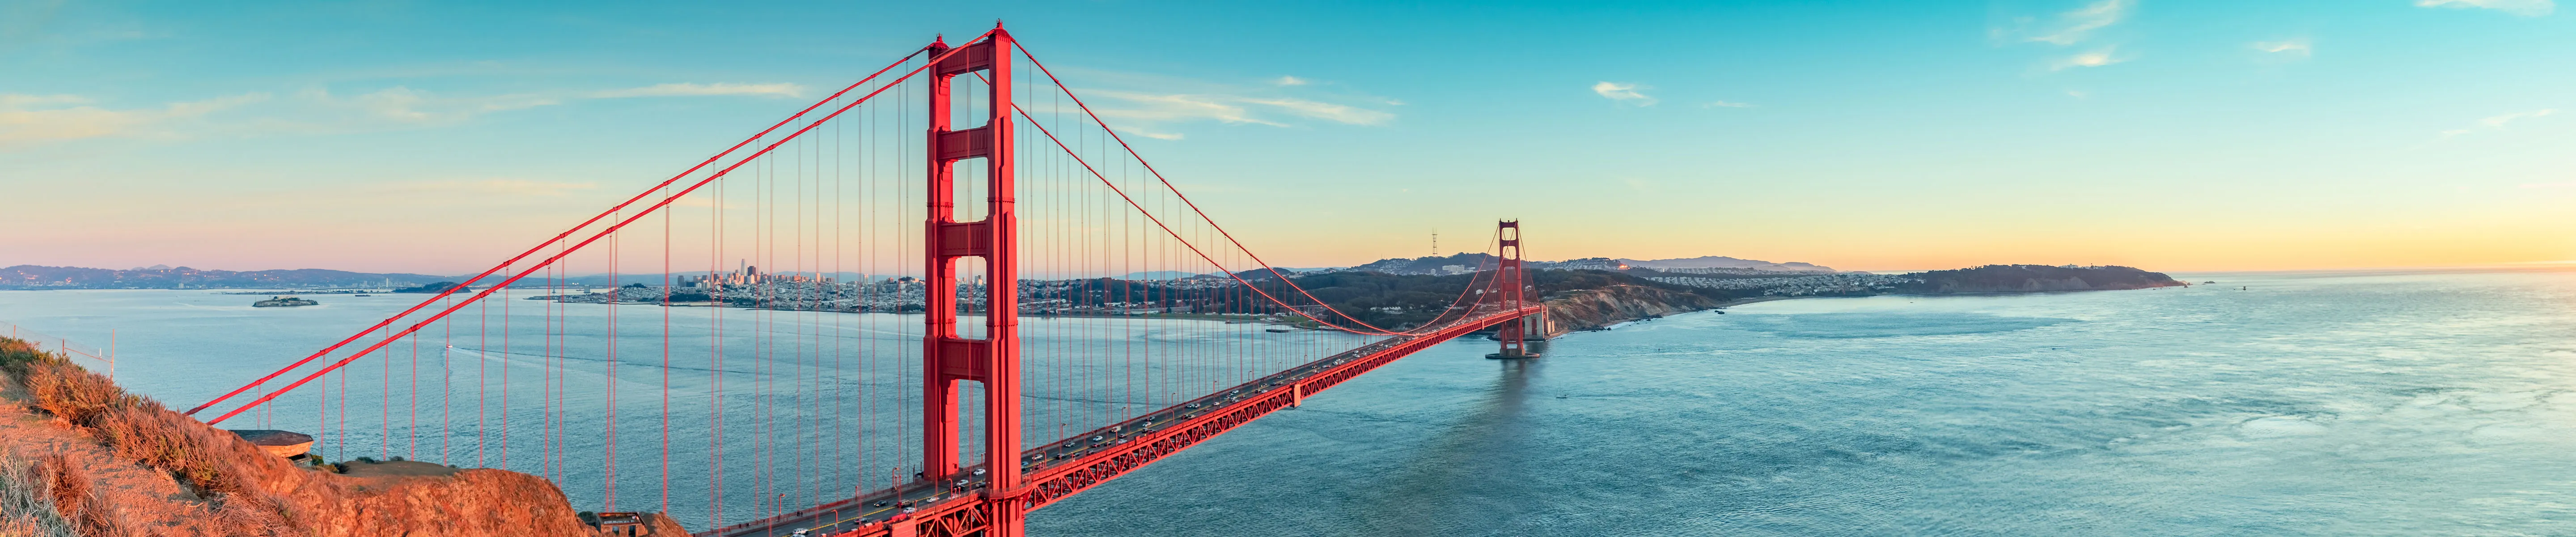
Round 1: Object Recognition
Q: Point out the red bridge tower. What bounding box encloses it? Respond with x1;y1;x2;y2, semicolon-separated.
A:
921;28;1024;537
1488;219;1544;359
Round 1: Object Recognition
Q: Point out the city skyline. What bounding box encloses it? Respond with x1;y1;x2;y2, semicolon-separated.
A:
4;0;2572;273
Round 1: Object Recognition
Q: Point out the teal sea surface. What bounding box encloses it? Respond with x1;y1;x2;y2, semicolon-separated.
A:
3;269;2572;536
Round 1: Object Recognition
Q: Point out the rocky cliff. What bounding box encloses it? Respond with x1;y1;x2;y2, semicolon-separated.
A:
0;337;679;537
1539;284;1727;336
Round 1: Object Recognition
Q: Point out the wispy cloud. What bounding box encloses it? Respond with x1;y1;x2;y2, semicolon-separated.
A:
2441;108;2558;137
0;81;810;149
1086;91;1292;127
1999;0;2134;72
2051;47;2127;70
0;94;86;107
2481;108;2556;127
0;92;267;146
377;179;600;196
1235;97;1394;124
2251;38;2313;59
2415;0;2556;17
335;82;803;122
1083;91;1396;134
2027;0;2132;45
309;86;561;124
1126;128;1186;141
1592;81;1656;106
1055;69;1401;139
592;82;806;99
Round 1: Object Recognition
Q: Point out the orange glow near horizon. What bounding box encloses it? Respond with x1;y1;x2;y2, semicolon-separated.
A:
4;175;2571;277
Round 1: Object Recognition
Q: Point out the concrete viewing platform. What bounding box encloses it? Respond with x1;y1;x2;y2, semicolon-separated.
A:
227;429;314;459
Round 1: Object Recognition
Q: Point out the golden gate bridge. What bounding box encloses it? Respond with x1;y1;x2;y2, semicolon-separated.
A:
180;25;1546;537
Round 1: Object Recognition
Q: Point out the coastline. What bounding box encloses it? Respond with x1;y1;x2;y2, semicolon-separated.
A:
1711;296;1799;309
1541;283;2198;338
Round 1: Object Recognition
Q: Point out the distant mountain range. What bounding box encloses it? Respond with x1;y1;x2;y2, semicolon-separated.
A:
1320;254;1840;276
0;265;454;290
0;265;936;290
1333;253;1503;275
0;255;1835;290
1616;256;1837;273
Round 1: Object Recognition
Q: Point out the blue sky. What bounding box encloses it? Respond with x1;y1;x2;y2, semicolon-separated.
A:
3;0;2571;273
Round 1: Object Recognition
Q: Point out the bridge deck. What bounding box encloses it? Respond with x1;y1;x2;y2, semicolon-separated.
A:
703;306;1542;537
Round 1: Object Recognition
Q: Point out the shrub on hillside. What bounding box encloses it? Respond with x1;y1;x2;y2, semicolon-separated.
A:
38;452;90;528
0;336;298;533
17;355;136;426
0;337;47;375
91;403;254;496
0;451;80;537
3;337;244;495
35;452;127;537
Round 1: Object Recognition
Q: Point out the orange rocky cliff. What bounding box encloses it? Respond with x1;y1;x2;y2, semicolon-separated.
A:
1540;284;1728;336
0;336;686;537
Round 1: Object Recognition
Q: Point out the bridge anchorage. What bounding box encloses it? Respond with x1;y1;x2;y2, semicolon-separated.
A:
182;23;1549;537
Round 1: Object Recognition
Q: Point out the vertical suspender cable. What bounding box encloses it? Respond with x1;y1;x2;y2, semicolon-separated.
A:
711;155;727;528
442;294;452;462
661;178;673;514
607;208;620;510
409;324;418;459
479;285;487;466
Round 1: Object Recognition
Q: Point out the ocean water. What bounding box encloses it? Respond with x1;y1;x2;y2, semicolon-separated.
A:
4;269;2574;535
1027;269;2576;536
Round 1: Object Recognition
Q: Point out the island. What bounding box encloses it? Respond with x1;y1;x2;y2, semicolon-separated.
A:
392;281;471;294
251;296;318;307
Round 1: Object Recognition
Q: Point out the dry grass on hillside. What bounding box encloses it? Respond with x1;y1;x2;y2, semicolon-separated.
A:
39;451;133;536
0;336;300;536
0;335;618;537
11;338;236;494
0;449;81;537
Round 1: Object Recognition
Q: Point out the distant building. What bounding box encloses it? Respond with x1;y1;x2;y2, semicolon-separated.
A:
682;264;812;287
1542;257;1627;271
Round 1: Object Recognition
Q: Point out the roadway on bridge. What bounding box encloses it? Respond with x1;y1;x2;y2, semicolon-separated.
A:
712;334;1431;537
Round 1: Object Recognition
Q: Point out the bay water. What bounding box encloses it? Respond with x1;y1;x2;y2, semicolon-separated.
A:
4;269;2572;535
